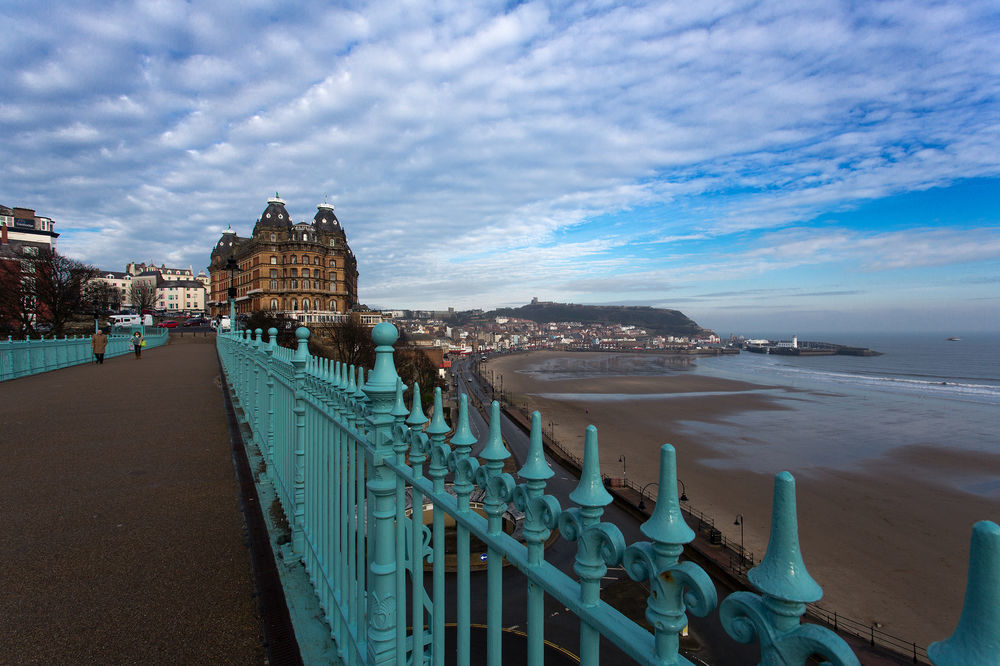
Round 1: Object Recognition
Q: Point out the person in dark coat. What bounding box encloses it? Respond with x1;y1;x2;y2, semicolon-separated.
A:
132;331;144;359
91;329;109;364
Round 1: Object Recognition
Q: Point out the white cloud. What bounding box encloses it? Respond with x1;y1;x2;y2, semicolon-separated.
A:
0;0;998;325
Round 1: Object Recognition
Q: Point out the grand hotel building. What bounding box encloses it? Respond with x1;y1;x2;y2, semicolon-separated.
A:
208;194;359;322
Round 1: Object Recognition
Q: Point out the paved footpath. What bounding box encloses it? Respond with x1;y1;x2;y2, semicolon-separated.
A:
0;336;265;665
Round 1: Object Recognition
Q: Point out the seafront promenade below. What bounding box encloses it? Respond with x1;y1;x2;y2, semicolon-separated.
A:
0;336;265;664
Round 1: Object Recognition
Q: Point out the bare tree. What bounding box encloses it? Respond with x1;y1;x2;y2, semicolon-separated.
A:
0;257;36;335
128;280;158;315
25;249;99;335
83;280;122;313
319;316;376;369
394;341;445;407
242;309;299;349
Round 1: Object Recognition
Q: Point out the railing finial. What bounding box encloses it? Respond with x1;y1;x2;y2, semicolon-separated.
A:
479;401;510;463
450;393;477;452
406;382;428;427
427;386;450;436
294;327;310;362
929;520;1000;665
569;425;613;510
750;471;822;604
519;411;554;482
364;321;399;396
641;444;694;546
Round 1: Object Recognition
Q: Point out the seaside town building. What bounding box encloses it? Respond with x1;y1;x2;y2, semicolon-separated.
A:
89;262;210;312
0;205;61;328
208;194;359;322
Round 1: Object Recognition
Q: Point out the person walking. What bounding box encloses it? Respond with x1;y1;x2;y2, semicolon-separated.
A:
131;331;144;359
91;328;109;364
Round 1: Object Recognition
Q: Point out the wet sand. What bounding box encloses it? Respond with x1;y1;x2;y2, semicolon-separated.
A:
487;351;1000;648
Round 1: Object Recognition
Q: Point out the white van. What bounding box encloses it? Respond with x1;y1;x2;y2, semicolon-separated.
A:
109;314;141;328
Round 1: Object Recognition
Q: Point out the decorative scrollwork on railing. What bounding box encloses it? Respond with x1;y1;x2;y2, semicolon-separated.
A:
621;444;717;662
720;471;858;666
447;394;480;504
558;426;626;604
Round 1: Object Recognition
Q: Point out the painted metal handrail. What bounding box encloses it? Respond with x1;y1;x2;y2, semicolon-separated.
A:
218;324;997;665
0;329;169;382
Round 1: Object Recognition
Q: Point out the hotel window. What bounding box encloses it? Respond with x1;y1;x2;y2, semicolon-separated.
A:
270;256;277;264
313;281;319;289
270;233;276;241
291;280;298;288
291;299;298;310
290;255;297;264
270;269;278;278
270;280;278;289
290;268;297;277
313;256;320;265
303;298;310;310
329;259;336;267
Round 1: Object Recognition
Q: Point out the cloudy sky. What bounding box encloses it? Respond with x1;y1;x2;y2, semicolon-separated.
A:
2;0;998;334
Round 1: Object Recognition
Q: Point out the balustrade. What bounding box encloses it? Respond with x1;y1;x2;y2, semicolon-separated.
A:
217;323;996;665
0;329;169;382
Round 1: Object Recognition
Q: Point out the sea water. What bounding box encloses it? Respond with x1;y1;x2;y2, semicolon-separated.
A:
685;332;1000;493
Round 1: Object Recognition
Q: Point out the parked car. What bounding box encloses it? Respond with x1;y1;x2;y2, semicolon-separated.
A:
35;322;53;334
109;314;141;328
157;320;179;328
184;317;208;327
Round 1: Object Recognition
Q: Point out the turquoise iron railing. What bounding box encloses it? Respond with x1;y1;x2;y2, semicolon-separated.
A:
0;329;169;382
218;323;998;666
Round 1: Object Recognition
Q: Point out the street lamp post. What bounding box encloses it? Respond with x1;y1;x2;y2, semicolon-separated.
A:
93;308;100;334
734;514;745;574
638;478;689;511
638;482;657;511
225;256;239;334
618;455;626;486
548;420;558;443
677;478;688;502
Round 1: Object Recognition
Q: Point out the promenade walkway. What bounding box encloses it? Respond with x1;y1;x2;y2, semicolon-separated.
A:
0;336;265;664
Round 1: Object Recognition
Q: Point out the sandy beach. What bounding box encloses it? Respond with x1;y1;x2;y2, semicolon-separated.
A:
486;351;1000;649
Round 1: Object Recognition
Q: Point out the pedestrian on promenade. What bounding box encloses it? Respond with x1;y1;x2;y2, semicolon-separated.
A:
91;328;108;364
132;331;144;359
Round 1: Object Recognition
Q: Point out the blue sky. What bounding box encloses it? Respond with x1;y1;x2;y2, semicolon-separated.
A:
2;1;998;334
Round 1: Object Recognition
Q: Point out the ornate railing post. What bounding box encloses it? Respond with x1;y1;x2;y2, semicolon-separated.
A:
475;401;515;664
449;394;480;664
929;520;1000;665
251;329;262;446
623;444;717;663
361;321;402;665
425;387;452;666
720;471;858;665
514;412;562;665
406;383;430;665
558;425;625;663
265;328;277;471
289;327;310;559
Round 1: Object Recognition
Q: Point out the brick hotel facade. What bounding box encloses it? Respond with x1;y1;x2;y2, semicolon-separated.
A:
208;194;359;321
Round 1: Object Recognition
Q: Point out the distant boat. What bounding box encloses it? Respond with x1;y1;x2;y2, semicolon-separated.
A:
947;337;961;341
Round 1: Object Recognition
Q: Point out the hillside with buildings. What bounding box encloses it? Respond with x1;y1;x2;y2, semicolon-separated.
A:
469;299;712;338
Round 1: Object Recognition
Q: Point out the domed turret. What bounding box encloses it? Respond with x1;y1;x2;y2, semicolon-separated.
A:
211;228;239;259
255;193;293;231
312;202;341;232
